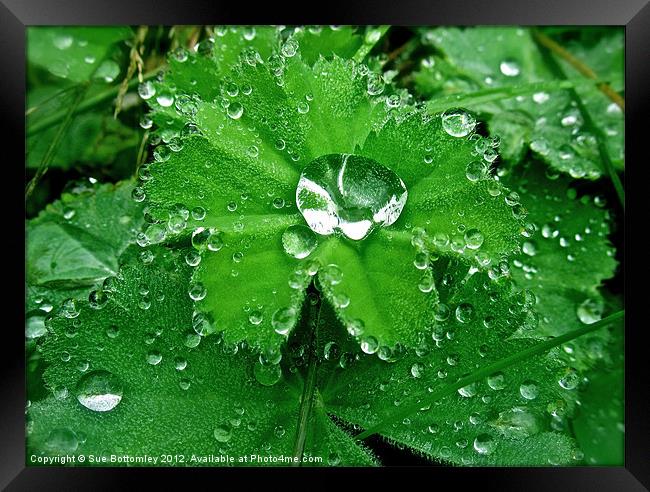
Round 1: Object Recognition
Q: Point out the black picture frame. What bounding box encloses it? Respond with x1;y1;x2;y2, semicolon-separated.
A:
4;0;646;488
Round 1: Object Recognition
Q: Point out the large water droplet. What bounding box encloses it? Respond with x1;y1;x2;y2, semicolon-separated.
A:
281;225;318;259
442;109;476;137
296;154;407;241
75;370;123;412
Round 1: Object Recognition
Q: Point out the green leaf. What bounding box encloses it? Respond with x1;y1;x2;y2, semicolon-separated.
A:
142;32;525;352
504;161;617;369
293;26;364;65
415;27;624;178
28;246;375;467
28;27;132;83
572;320;623;465
322;258;581;465
27;181;144;305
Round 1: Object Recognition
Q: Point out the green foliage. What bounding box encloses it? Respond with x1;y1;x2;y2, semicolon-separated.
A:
28;27;132;83
27;181;144;310
505;161;617;370
414;27;624;178
26;25;624;467
142;33;524;352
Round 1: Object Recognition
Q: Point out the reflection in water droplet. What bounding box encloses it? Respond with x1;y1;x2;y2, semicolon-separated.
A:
75;370;123;412
296;154;407;241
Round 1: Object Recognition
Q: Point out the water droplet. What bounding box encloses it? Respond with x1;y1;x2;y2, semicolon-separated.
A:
227;102;244;119
254;361;282;386
156;91;174;107
174;357;188;371
281;225;318;259
185;250;201;267
466;161;487;182
522;241;537;256
519;380;538;400
499;58;520;77
94;60;120;83
473;433;496;455
455;303;474;323
213;423;233;443
464;229;484;250
248;310;263;325
411;363;424;378
319;263;343;286
26;310;47;339
281;38;299;57
75;370;123;412
188;282;207;301
533;91;549;104
88;290;108;309
558;367;579;390
269;307;294;335
324;341;340;361
576;298;603;324
442;109;476;137
61;298;80;319
146;351;162;365
360;335;379;354
296;154;407;241
487;372;506;391
138;81;156;100
366;73;385;96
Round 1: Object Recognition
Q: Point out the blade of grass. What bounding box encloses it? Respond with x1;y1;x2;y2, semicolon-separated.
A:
425;79;593;113
28;69;160;137
354;310;624;441
25;84;89;199
532;30;624;111
352;26;390;63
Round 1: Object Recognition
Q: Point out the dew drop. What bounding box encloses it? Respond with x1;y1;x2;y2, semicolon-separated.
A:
499;58;520;77
281;225;318;259
272;307;296;335
442;109;476;137
254;361;282;386
473;433;496;455
519;380;539;400
296;154;407;241
75;370;123;412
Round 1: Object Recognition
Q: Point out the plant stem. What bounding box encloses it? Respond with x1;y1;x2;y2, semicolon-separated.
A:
291;290;322;465
27;70;160;137
354;310;624;441
352;26;390;63
532;29;625;211
426;79;586;113
25;84;89;199
532;30;624;111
